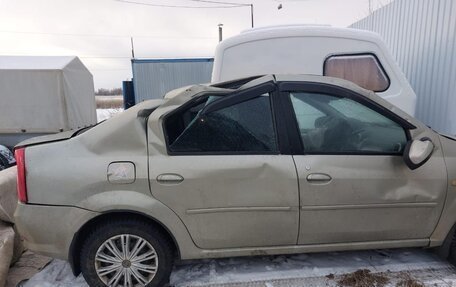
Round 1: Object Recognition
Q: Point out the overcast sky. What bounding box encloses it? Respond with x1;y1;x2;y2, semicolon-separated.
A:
0;0;391;89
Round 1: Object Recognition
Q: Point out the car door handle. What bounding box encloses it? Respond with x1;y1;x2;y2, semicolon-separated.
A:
157;174;184;185
306;173;332;183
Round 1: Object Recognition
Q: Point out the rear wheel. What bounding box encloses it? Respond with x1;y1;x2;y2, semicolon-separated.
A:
80;219;174;287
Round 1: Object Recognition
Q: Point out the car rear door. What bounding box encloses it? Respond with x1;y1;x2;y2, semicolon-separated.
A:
147;82;300;250
277;80;447;245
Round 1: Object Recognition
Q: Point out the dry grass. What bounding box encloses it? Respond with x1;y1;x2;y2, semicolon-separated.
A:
337;269;390;287
395;272;425;287
332;269;426;287
95;96;123;109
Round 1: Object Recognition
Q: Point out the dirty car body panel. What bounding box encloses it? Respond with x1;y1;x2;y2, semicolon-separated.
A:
274;79;447;245
13;75;456;282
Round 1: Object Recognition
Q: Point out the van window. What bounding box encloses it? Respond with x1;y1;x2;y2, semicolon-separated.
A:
324;54;390;92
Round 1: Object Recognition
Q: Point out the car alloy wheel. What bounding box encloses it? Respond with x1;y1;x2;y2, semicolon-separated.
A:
95;234;158;286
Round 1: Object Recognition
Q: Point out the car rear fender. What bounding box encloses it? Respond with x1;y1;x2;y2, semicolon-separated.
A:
75;190;201;259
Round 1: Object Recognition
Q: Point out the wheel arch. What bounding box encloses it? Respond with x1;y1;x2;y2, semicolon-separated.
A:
68;210;181;276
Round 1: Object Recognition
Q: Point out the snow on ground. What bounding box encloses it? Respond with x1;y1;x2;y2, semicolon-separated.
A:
96;108;123;123
23;248;456;287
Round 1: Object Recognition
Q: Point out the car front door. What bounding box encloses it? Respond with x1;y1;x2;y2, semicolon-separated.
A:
278;81;447;245
147;83;299;250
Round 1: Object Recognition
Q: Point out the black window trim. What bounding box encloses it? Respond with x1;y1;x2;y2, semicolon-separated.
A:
270;89;294;155
323;52;391;93
272;90;303;155
162;82;282;156
278;81;414;156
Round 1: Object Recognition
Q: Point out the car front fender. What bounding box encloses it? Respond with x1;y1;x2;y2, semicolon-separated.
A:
430;135;456;247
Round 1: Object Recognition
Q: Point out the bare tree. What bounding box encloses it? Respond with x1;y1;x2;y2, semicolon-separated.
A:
95;88;123;96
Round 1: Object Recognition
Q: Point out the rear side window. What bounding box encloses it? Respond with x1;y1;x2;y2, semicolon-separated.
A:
165;94;278;154
324;54;390;92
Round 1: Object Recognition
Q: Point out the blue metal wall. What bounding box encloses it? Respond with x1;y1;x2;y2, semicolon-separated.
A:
132;58;213;103
351;0;456;135
122;80;135;109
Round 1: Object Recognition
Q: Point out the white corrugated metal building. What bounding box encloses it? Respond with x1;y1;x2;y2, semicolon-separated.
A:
351;0;456;135
131;58;213;103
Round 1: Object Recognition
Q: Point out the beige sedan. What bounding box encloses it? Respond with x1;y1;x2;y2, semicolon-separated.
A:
14;75;456;287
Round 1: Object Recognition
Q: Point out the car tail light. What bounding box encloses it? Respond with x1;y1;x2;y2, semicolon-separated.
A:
14;148;27;203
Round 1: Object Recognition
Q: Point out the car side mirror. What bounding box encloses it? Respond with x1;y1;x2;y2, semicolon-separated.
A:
403;138;434;170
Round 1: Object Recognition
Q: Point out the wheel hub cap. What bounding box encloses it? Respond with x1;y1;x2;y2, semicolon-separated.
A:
95;234;158;287
122;260;131;268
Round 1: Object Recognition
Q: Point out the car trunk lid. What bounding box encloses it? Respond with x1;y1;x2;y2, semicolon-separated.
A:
14;129;80;149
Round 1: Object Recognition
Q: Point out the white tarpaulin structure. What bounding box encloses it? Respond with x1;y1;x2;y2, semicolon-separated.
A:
0;167;22;287
0;56;96;147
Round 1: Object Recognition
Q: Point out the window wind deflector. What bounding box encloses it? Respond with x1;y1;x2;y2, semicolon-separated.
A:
211;75;264;89
200;82;276;115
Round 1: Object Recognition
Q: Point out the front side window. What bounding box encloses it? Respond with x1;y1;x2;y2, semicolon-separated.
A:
165;93;277;153
324;54;390;92
290;92;407;154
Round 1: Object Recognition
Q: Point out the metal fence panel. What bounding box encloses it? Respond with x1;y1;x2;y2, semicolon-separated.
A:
132;58;214;103
351;0;456;135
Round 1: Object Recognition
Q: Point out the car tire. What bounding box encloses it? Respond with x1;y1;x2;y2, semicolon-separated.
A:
80;218;174;287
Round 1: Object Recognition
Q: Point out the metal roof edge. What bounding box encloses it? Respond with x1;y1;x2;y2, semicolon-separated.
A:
132;58;214;64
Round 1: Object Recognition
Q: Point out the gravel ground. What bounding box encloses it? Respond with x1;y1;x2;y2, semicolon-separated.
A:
23;248;456;287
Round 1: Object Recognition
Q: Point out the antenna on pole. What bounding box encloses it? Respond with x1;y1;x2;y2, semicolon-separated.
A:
250;4;254;28
130;37;135;59
218;23;224;42
368;0;372;14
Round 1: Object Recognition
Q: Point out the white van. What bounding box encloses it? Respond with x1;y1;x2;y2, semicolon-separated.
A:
212;25;416;115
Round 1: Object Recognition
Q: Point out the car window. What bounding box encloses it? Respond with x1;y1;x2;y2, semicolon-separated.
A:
290;96;325;130
329;99;394;124
324;54;390;92
289;92;407;154
165;93;278;153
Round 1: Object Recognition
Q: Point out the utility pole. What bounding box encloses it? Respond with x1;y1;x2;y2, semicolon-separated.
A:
130;37;135;59
218;23;223;42
368;0;372;15
250;4;254;28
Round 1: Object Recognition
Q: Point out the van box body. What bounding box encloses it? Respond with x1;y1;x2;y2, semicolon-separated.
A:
212;26;416;116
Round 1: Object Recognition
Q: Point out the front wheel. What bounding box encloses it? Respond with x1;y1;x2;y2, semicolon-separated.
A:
80;219;174;287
